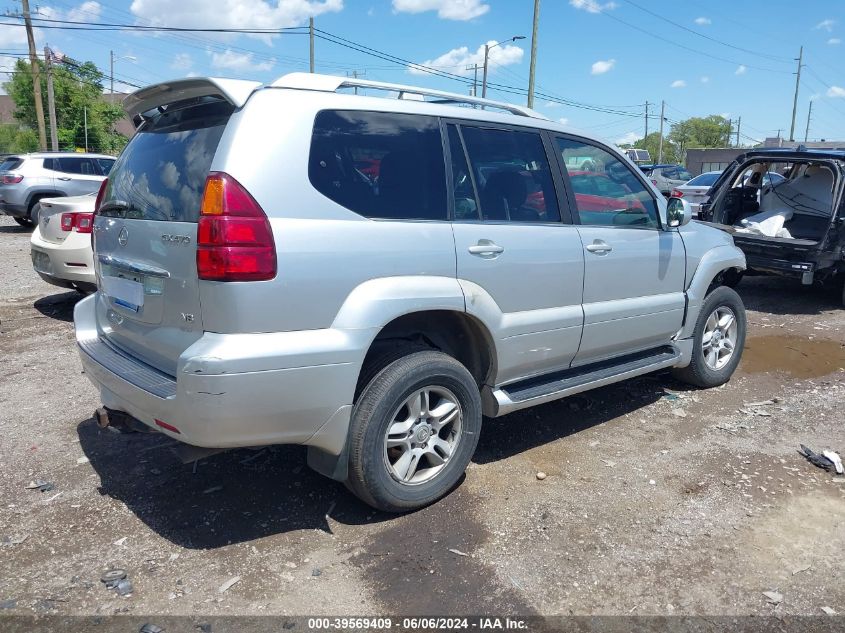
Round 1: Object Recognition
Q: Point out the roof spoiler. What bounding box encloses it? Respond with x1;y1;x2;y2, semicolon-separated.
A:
123;78;262;118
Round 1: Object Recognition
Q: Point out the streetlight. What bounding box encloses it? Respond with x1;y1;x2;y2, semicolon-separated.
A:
481;35;525;99
110;51;137;100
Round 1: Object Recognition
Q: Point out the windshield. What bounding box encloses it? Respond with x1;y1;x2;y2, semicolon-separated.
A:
687;172;720;187
99;99;232;222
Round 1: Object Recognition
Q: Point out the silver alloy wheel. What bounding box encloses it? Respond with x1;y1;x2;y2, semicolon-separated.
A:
702;306;738;370
383;386;463;485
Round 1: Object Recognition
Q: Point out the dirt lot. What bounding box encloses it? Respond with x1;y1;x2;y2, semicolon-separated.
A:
1;214;844;622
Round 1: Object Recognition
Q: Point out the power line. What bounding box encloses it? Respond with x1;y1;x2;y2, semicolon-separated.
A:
617;0;792;63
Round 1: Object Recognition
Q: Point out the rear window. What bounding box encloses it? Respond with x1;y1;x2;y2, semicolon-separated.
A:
100;99;232;222
308;110;447;220
687;172;720;187
0;157;23;171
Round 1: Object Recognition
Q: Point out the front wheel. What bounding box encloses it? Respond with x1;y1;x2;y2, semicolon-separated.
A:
673;286;746;388
346;350;482;512
13;216;33;228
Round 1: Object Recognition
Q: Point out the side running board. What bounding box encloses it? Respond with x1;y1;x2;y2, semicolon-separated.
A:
486;346;681;417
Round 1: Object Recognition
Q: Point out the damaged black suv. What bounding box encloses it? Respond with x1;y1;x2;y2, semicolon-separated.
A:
699;148;845;304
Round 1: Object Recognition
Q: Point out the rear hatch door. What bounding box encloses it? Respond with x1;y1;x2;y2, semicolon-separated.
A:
93;92;240;375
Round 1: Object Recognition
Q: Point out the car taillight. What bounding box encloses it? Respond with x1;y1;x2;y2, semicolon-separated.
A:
651;179;658;186
196;172;276;282
1;174;23;184
94;178;108;214
60;212;94;233
670;189;683;198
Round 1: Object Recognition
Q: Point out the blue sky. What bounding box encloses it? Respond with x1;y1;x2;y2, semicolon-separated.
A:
2;0;844;145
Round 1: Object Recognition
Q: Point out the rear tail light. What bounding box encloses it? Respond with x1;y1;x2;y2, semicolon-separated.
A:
94;178;108;214
651;179;658;186
670;189;683;198
1;174;23;184
197;172;276;282
60;212;94;233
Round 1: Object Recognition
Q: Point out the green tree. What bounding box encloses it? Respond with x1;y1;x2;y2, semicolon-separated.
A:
0;124;39;153
631;131;679;165
668;115;731;163
3;58;128;154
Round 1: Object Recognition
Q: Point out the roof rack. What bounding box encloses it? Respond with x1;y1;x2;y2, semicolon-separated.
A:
271;72;548;120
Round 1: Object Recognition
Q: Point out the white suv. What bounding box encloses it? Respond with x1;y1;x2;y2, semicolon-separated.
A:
74;74;747;512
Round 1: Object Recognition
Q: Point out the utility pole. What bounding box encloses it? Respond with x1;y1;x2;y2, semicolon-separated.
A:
465;64;481;96
309;18;315;73
83;106;88;152
726;119;733;147
481;44;490;99
527;0;540;108
644;101;649;139
657;100;665;164
804;100;813;143
789;45;803;141
22;0;47;150
735;116;741;148
44;47;58;151
110;50;114;100
346;70;365;94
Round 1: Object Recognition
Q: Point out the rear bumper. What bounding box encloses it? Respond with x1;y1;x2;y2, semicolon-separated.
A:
30;227;95;287
745;254;820;277
74;294;374;453
0;201;27;217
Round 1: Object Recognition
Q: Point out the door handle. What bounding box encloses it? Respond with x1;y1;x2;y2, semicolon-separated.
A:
585;240;612;254
468;240;505;258
57;177;71;181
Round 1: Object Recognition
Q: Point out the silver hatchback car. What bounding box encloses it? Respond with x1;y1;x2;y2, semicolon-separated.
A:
75;73;747;512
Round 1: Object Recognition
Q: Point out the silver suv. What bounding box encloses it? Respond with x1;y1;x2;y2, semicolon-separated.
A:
0;152;115;227
74;74;747;512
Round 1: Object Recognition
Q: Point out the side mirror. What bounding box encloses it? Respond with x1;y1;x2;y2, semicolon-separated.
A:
666;197;692;228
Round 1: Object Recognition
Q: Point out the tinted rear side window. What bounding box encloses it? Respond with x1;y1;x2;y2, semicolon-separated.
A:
57;157;98;175
0;157;23;170
100;99;232;222
309;110;447;220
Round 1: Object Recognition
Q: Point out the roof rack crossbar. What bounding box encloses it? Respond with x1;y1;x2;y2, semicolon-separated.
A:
270;72;548;120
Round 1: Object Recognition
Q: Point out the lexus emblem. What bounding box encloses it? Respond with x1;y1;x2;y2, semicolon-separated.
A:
117;227;129;247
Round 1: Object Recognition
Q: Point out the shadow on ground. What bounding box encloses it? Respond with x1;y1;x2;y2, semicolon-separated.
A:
34;291;82;322
0;224;32;234
737;275;841;316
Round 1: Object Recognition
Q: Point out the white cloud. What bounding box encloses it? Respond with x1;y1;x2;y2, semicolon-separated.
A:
816;19;835;32
570;0;617;13
828;38;841;45
735;65;747;75
616;131;639;146
409;40;523;76
130;0;343;42
392;0;489;20
700;76;710;83
67;1;102;21
558;117;569;125
544;100;561;108
671;79;686;88
171;53;193;71
591;58;615;75
827;86;845;98
694;16;710;26
810;92;821;101
210;49;275;72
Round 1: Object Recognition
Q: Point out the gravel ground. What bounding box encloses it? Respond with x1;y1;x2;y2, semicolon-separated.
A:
1;214;844;622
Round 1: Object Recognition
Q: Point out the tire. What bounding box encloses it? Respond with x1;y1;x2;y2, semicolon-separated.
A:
672;286;746;388
28;202;42;225
12;216;33;228
346;350;482;513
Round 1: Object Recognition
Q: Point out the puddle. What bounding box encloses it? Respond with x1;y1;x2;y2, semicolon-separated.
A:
741;335;845;379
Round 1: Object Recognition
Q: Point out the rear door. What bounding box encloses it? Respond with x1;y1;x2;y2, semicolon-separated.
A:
54;157;105;196
448;122;585;384
93;97;234;375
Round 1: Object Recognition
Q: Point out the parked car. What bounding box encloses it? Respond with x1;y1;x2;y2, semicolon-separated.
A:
670;170;723;216
0;152;115;227
643;164;693;197
30;193;96;293
699;148;845;302
74;73;747;512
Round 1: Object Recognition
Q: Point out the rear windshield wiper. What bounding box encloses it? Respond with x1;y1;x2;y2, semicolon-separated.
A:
97;200;131;217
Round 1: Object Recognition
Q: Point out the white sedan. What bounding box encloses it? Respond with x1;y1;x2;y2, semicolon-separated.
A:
30;194;96;293
670;170;722;216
